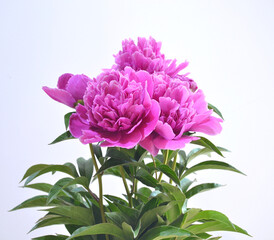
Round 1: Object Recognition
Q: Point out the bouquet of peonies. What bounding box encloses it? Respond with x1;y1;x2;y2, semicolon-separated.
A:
13;37;250;240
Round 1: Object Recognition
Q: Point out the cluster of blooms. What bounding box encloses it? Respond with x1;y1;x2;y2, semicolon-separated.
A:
43;37;222;156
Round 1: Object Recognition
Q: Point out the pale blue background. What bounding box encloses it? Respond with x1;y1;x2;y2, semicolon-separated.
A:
1;0;273;239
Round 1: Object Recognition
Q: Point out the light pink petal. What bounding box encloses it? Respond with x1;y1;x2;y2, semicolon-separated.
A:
155;121;175;140
139;134;159;157
138;100;160;138
57;73;74;89
135;70;154;97
80;130;104;144
153;135;199;150
192;90;208;113
69;113;90;138
66;74;90;101
190;117;223;135
42;86;75;107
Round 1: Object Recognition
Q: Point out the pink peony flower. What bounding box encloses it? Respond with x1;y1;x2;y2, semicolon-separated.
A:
69;67;160;148
114;37;189;78
140;73;223;156
43;73;90;108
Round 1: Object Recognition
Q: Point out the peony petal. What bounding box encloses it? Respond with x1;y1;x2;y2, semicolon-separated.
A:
190;116;223;135
135;70;154;97
80;130;104;144
69;113;90;138
139;134;159;157
57;73;73;90
138;100;160;138
155;121;175;140
153;135;199;150
42;86;75;107
66;74;90;101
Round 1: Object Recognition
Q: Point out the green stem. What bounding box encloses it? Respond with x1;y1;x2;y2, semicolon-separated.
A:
89;144;109;240
151;155;158;179
158;150;169;182
119;166;133;208
170;153;178;184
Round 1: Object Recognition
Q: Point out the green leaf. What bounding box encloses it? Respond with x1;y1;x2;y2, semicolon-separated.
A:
67;223;124;240
64;112;74;130
138;225;192;240
77;157;93;184
43;206;94;225
208;103;224;120
180;178;196;192
187;147;229;163
21;164;78;185
24;183;53;193
186;183;223;198
157;165;180;185
181;160;245;179
49;131;75;145
191;137;224;157
30;214;81;232
10;195;59;211
122;222;134;240
47;178;73;204
136;168;159;188
32;235;68;240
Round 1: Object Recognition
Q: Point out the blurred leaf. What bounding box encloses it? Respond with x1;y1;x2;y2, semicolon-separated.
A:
67;223;124;240
136;168;158;188
10;195;59;211
182;161;245;179
157;165;180;185
49;131;75;145
188;147;229;163
24;183;53;193
138;225;192;240
64;112;74;130
180;178;196;192
32;234;68;240
191;137;223;157
77;157;93;184
208;103;224;120
186;183;223;198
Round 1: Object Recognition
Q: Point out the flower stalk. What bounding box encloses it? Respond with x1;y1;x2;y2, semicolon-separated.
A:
119;166;133;208
158;150;169;182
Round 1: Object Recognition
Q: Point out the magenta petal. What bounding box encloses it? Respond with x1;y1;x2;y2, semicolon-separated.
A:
80;130;104;144
138;100;160;138
135;70;154;97
153;135;199;150
66;74;90;101
139;135;159;157
191;117;223;135
116;130;142;148
69;113;90;138
42;86;75;107
57;73;74;89
155;121;176;140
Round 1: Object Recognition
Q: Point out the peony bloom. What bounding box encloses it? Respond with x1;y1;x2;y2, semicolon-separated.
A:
114;37;190;78
43;73;90;108
69;67;160;148
140;73;223;156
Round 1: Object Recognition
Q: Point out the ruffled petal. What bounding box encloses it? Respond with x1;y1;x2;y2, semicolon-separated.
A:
42;86;75;107
190;116;223;135
153;135;199;150
139;134;159;157
155;121;175;140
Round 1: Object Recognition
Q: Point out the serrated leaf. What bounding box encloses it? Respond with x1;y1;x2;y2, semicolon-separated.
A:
208;103;224;120
49;131;75;145
181;161;245;179
186;183;223;198
67;223;124;240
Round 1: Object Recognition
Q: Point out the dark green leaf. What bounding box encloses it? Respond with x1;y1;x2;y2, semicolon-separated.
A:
32;234;68;240
138;225;191;240
47;178;73;204
24;183;53;193
182;160;245;179
67;223;124;240
64;112;74;130
49;131;75;145
136;168;158;188
208;103;224;120
157;165;180;185
191;137;224;157
77;157;93;184
186;183;223;198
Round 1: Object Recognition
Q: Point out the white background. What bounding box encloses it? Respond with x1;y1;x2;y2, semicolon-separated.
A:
1;0;273;239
